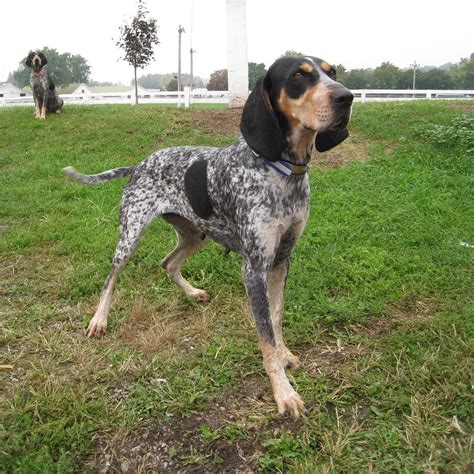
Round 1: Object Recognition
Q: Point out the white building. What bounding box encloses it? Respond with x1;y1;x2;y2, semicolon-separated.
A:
0;83;31;98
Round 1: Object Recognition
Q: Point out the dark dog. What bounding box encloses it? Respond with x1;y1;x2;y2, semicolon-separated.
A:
25;51;64;119
64;56;353;417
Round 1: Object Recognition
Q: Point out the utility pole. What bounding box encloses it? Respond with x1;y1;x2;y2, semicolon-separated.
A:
410;60;418;98
177;25;185;106
190;48;196;91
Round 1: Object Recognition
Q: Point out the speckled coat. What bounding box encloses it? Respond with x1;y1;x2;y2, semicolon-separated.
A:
64;55;354;418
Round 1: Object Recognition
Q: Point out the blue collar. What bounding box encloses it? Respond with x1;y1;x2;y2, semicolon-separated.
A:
262;158;308;177
250;149;308;177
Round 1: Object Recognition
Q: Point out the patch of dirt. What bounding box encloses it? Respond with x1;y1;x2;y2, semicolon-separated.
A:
168;108;372;169
90;377;305;473
185;108;243;137
311;134;371;169
351;298;435;339
448;103;474;112
303;339;366;378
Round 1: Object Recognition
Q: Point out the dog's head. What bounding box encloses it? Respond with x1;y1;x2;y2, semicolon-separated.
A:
25;51;48;73
241;56;353;161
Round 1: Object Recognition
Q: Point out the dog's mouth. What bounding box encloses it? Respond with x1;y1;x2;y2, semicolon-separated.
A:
303;114;350;133
330;115;350;130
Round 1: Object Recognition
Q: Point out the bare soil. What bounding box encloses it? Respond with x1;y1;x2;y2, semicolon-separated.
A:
90;377;304;473
177;108;371;168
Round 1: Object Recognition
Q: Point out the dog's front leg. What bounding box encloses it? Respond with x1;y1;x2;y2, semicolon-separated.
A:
268;260;301;370
40;91;49;119
243;261;305;418
34;96;41;118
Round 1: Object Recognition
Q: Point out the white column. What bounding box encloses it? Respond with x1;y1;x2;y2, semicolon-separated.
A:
226;0;249;108
184;86;191;108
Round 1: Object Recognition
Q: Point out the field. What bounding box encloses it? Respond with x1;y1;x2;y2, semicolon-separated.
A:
1;101;473;472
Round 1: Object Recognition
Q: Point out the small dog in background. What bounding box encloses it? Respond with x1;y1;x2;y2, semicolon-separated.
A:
25;51;64;119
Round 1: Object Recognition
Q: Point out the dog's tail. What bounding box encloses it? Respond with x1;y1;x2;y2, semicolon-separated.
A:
63;166;135;185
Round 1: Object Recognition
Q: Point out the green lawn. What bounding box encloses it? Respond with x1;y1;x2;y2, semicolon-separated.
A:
1;101;473;472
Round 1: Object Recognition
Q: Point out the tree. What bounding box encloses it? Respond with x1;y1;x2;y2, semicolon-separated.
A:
372;62;402;89
167;78;178;91
207;69;228;91
452;54;474;89
279;50;305;59
8;47;91;88
248;62;266;90
345;68;374;89
116;0;159;104
334;64;348;84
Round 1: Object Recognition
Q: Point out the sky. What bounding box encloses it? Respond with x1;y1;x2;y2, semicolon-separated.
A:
1;0;473;84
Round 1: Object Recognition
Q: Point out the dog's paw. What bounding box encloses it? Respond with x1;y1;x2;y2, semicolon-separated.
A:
190;289;210;302
275;387;306;419
85;319;107;338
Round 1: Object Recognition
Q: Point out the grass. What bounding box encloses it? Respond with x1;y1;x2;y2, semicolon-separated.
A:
1;101;473;472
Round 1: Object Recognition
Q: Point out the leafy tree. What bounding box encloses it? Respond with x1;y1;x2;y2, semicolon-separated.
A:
207;69;228;91
345;68;374;89
8;47;90;88
372;62;402;89
137;73;163;89
248;62;266;90
116;0;159;104
452;54;474;89
418;69;454;89
279;50;305;59
334;64;348;84
167;78;178;91
137;73;204;90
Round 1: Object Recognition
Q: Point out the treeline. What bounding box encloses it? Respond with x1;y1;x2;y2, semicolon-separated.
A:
8;47;472;91
336;54;473;90
136;73;205;90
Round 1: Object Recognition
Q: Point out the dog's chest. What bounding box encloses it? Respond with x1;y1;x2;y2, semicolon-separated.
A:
31;73;48;93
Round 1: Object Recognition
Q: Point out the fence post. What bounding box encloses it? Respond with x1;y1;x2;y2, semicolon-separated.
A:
184;87;191;108
361;90;367;103
425;91;432;100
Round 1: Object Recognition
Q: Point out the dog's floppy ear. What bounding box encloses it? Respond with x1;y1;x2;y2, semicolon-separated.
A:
25;52;34;68
315;128;349;152
240;74;283;161
39;52;47;66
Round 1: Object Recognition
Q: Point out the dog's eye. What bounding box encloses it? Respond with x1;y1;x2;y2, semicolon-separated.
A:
293;72;304;79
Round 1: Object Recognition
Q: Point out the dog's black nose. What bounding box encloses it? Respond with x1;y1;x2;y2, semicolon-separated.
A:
332;89;354;108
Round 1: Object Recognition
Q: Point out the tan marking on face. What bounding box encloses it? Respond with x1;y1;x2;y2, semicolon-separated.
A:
320;61;332;72
278;84;334;159
300;62;314;74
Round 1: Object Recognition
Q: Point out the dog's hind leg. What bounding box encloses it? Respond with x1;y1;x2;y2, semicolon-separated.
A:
86;194;156;337
161;214;210;301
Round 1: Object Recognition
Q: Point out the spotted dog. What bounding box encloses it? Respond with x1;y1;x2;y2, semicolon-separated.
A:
64;56;353;418
25;51;64;119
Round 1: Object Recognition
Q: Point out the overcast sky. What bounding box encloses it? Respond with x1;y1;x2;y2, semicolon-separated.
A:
1;0;473;84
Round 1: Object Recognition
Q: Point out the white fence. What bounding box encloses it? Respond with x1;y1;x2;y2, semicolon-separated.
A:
352;89;474;102
1;88;473;108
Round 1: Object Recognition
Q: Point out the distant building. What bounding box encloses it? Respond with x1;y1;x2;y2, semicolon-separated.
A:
72;83;93;95
71;84;149;95
0;83;31;97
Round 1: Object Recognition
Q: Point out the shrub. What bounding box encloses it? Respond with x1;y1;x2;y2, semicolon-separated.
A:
415;115;474;153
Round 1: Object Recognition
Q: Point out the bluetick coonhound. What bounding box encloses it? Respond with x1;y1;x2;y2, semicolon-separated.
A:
25;51;64;119
64;56;353;418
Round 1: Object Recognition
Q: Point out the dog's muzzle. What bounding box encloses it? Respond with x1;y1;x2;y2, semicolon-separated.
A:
330;86;353;129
